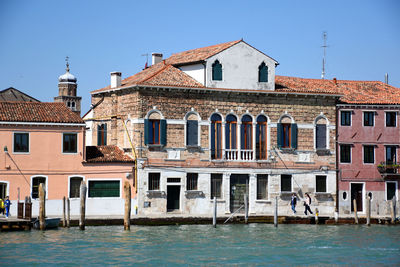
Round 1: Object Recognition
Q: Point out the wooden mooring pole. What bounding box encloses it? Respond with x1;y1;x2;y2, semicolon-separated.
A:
67;197;70;228
124;181;131;230
39;183;45;230
274;196;278;227
244;193;248;224
366;196;371;226
390;198;395;224
353;199;358;224
213;197;217;228
62;196;66;227
79;181;87;230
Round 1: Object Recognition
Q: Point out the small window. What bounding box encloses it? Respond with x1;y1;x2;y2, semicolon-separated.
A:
63;133;77;153
363;112;374;126
97;124;107;146
257;174;268;199
69;177;83;198
316;175;327;193
340;144;351;163
187;173;198;191
386;146;397;164
212;60;222;81
148;173;160;190
364;145;375;164
341;111;351;126
32;177;46;199
386;182;396;201
88;180;120;198
14;133;29;153
186;120;198;146
211;174;222;199
386;112;396;127
258;62;268;82
281;175;292;192
342;191;347;200
368;192;373;199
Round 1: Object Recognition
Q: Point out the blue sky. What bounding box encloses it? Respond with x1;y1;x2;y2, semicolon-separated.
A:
1;0;399;113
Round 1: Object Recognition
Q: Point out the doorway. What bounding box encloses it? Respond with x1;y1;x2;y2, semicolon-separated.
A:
0;183;6;199
230;174;249;213
167;185;180;211
351;183;363;212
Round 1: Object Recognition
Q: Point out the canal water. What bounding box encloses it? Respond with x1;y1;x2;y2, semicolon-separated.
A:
1;224;399;266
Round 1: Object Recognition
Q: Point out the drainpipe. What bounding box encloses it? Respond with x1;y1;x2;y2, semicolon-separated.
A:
335;105;339;214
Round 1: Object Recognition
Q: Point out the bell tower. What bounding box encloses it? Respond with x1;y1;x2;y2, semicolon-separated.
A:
54;57;82;115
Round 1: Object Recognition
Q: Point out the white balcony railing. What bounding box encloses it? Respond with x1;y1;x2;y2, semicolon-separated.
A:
240;149;253;161
225;149;238;160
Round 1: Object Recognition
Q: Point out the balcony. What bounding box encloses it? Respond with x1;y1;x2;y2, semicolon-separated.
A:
377;162;400;176
218;149;256;161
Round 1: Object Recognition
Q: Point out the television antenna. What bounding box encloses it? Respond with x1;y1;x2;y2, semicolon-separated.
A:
321;32;328;79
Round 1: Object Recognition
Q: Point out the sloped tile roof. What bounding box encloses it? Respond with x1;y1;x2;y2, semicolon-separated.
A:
165;40;241;65
0;102;84;123
276;75;400;104
85;145;134;163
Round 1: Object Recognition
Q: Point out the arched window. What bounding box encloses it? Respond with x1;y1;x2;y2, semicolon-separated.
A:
315;116;328;150
258;62;268;82
144;111;166;146
225;114;237;160
211;114;222;159
241;115;253;160
212;60;222;81
256;115;268;160
186;113;199;147
277;116;297;149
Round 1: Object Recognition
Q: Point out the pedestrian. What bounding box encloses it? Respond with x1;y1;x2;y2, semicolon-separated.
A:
5;196;11;218
291;193;297;214
304;193;313;215
0;198;4;215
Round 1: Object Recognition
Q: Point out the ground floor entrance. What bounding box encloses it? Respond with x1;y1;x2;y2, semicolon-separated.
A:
167;185;180;211
0;183;6;199
351;183;363;212
230;174;249;213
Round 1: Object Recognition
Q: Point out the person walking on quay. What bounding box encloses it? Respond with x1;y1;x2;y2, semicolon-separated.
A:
304;193;313;215
5;196;11;218
291;193;297;214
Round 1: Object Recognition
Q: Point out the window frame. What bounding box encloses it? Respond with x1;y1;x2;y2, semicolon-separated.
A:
149;119;161;145
280;174;292;192
385;145;397;164
97;123;107;146
258;62;268;83
340;110;352;126
212;60;223;81
385;111;397;127
13;132;30;154
340;144;352;163
68;176;84;199
240;115;253;150
186;173;198;191
211;114;223;160
363;145;375;164
211;173;223;199
256;115;268;160
62;132;78;154
386;181;398;201
148;173;161;191
87;179;121;198
256;174;268;200
316;175;327;193
282;123;291;148
225;114;237;150
31;175;47;199
315;123;327;149
363;111;375;127
186;119;199;147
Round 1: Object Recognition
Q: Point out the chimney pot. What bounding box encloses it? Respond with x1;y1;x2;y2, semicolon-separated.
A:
385;73;389;84
333;77;337;84
110;72;122;88
152;53;163;65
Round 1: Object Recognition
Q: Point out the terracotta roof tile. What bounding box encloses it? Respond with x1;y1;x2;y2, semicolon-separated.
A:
85;145;134;163
276;75;400;104
140;65;204;88
166;40;241;65
0;102;84;123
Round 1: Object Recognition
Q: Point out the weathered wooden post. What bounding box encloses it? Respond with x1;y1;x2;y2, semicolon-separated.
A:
366;196;371;226
244;193;248;224
353;199;358;224
62;196;66;227
390;198;395;224
274;196;278;227
67;197;70;228
213;196;217;228
79;181;87;230
39;183;46;230
124;181;131;230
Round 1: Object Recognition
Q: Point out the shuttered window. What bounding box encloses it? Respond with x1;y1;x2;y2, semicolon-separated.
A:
258;62;268;82
97;124;107;146
212;60;222;81
277;123;297;149
186;120;198;146
316;124;327;149
144;119;166;145
88;181;120;198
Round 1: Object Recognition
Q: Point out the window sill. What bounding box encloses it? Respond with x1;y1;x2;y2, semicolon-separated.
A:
146;190;166;198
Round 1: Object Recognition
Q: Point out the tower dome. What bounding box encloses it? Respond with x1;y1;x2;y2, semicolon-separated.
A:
58;58;77;83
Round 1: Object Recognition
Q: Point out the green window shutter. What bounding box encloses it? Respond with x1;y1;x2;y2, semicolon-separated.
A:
144;119;149;145
212;60;222;81
160;119;167;146
291;123;298;149
277;123;282;148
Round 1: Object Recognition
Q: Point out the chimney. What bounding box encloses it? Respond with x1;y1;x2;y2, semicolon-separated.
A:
152;53;163;65
385;73;389;84
110;72;121;88
333;77;337;85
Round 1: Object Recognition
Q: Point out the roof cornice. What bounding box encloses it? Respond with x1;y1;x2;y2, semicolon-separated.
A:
0;121;86;127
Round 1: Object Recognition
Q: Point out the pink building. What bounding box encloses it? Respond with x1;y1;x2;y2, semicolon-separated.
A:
0;101;136;218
